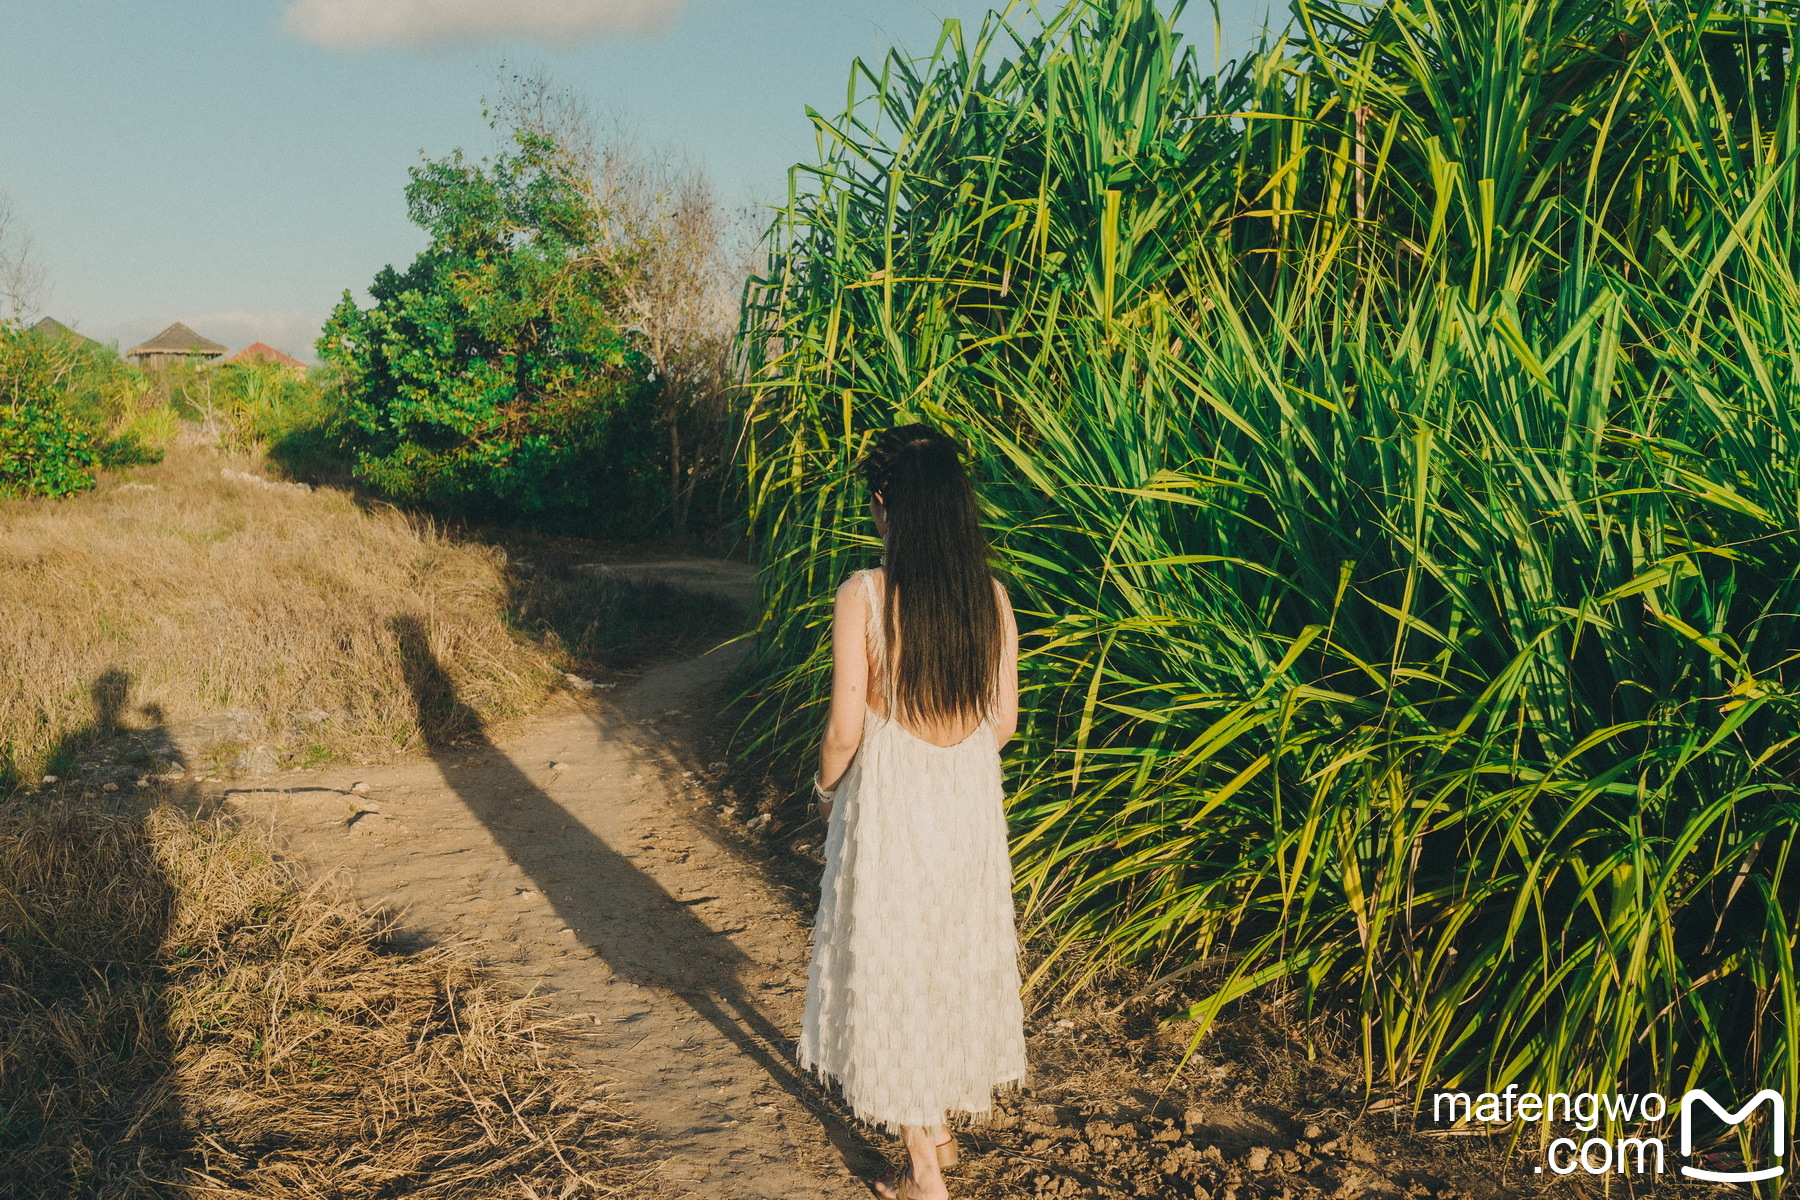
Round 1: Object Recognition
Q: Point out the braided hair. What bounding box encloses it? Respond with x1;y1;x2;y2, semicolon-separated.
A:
860;423;1001;724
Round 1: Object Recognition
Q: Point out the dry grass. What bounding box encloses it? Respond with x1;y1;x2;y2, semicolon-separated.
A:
0;442;738;1196
0;446;561;788
0;793;653;1199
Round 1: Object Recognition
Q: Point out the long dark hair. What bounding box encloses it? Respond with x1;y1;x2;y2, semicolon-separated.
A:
861;423;1001;724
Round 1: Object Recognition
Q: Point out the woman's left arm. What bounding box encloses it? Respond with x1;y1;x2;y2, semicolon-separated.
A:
992;583;1020;749
816;576;871;821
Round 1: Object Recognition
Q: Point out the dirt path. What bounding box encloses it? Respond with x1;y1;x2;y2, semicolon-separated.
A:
224;565;892;1199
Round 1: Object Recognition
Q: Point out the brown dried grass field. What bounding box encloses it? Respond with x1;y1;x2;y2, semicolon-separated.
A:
0;445;558;789
0;797;646;1198
0;449;666;1197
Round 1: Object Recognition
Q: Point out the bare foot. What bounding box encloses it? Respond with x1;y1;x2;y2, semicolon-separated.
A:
875;1126;951;1200
874;1166;950;1200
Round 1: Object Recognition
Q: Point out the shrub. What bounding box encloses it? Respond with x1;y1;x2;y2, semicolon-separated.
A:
0;322;178;497
193;357;355;480
0;323;98;498
55;332;172;467
320;124;662;532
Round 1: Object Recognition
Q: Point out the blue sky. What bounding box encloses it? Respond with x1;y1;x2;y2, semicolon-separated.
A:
0;0;1278;360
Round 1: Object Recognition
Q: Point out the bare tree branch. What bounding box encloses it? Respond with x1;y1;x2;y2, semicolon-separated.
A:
0;187;48;324
495;70;750;538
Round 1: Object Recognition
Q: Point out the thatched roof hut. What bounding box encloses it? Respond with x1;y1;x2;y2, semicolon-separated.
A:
30;316;96;347
221;341;307;372
126;322;226;372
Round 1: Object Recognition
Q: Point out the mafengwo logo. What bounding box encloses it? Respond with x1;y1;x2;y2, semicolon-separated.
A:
1428;1086;1786;1178
1680;1090;1785;1182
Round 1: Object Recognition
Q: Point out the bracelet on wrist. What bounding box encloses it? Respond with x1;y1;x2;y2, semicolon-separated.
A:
812;775;836;803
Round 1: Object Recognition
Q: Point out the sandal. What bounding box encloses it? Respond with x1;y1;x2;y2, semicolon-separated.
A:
935;1133;958;1169
875;1163;926;1200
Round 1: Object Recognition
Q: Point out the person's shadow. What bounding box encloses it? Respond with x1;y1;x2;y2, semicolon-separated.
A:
0;668;187;1197
388;615;884;1178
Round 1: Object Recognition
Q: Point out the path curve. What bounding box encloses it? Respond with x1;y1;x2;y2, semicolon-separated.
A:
227;569;890;1199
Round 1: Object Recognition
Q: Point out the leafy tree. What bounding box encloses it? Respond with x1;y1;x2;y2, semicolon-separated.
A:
319;125;661;529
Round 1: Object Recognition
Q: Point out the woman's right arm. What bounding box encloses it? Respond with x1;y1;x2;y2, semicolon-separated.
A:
992;583;1020;749
816;575;871;821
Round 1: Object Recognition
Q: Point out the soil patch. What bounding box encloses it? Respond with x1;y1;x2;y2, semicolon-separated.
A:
221;572;883;1199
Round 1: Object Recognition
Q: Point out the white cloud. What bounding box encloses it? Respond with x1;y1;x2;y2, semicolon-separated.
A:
282;0;685;51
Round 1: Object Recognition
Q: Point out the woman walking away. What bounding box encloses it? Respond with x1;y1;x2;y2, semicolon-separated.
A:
798;423;1027;1200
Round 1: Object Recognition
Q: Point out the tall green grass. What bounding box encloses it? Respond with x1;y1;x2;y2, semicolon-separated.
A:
737;0;1800;1136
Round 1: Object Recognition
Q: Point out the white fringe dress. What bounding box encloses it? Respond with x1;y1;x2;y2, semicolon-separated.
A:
797;568;1028;1131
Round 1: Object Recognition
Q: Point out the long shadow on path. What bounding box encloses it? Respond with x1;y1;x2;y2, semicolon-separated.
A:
389;615;881;1182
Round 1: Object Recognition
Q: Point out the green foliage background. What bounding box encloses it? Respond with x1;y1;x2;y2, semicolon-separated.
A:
320;130;665;533
0;323;169;499
736;0;1800;1137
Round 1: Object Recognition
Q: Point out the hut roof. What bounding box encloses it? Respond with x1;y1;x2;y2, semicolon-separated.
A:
125;322;227;358
221;341;307;370
31;316;96;346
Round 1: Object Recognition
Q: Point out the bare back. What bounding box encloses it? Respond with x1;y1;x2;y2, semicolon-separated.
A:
863;566;1019;748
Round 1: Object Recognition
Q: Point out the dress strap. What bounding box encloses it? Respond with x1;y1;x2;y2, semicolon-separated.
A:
859;568;896;712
